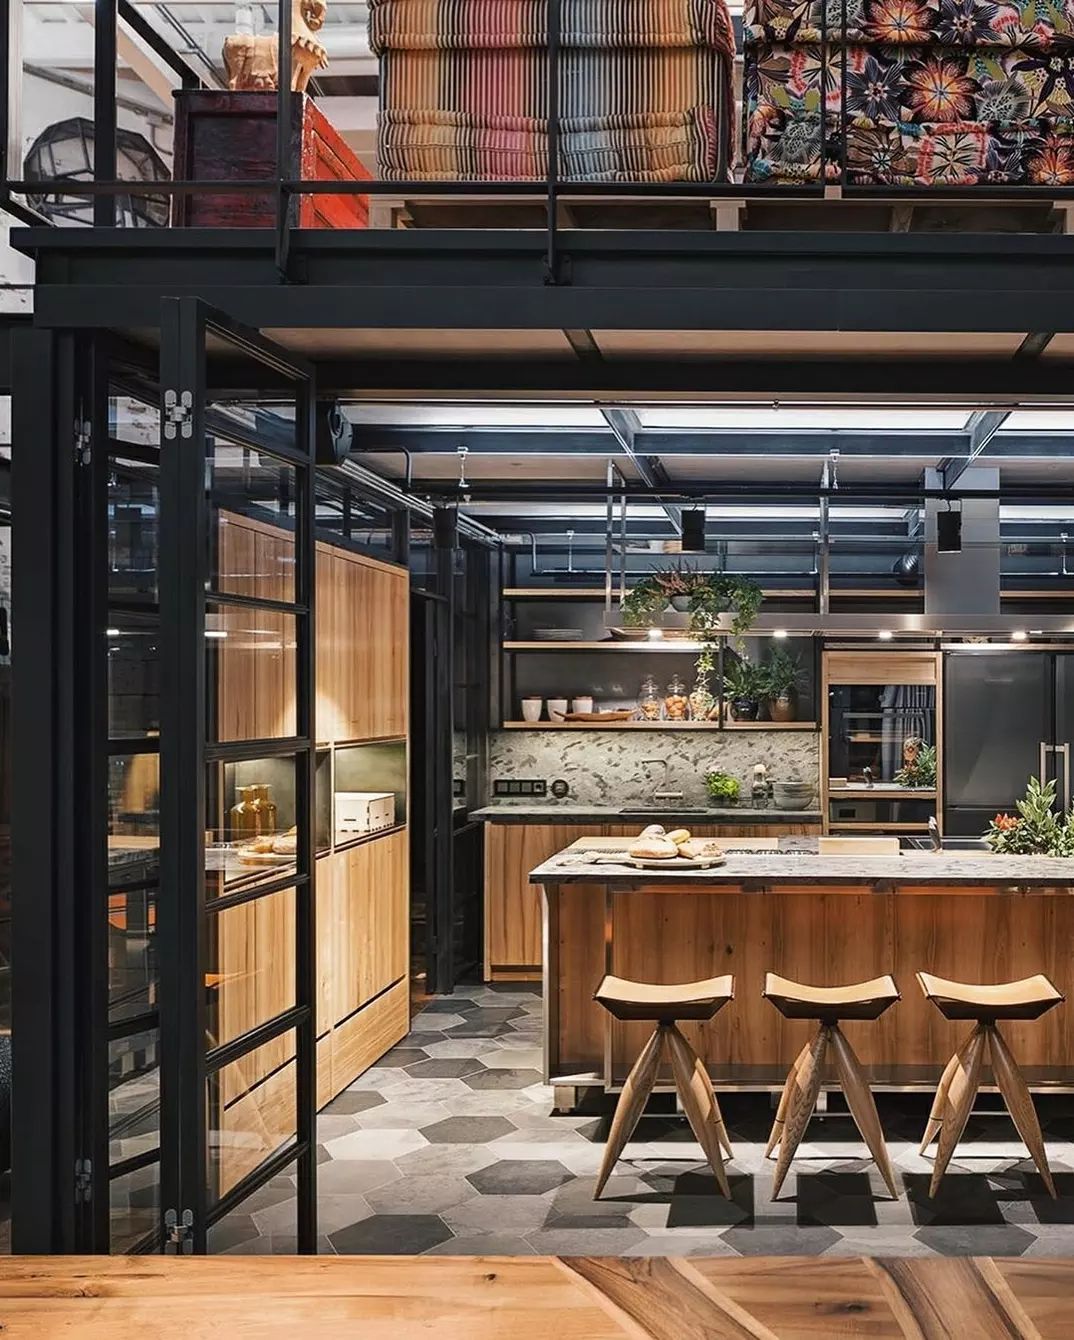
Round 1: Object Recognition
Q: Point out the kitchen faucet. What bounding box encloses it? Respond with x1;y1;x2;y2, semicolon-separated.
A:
642;758;685;803
863;765;874;788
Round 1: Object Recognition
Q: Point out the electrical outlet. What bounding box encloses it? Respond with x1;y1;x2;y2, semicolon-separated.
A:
493;779;548;797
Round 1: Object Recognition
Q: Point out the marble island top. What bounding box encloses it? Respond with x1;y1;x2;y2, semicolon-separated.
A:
529;837;1074;888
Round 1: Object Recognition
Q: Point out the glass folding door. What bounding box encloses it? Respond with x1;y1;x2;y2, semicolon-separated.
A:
157;302;317;1253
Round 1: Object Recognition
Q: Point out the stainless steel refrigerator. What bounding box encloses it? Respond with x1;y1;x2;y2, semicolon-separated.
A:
944;650;1074;836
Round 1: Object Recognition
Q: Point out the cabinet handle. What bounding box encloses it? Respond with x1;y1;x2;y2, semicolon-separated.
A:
1059;742;1071;812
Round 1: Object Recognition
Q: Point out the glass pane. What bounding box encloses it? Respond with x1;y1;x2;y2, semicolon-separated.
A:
207;1173;298;1256
333;742;406;845
206;755;301;900
211;452;297;605
110;394;160;450
208;602;297;743
108;753;160;888
206;886;296;1053
828;684;936;785
107;617;160;740
108;457;158;604
109;1027;160;1165
208;1029;296;1203
110;1161;160;1254
108;885;158;1024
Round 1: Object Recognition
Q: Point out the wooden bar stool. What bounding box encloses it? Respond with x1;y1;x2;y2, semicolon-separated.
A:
763;971;901;1199
917;972;1064;1199
593;974;735;1199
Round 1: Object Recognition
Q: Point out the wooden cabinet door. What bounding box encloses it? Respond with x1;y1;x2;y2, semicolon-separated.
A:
484;823;594;980
316;546;408;743
332;831;409;1018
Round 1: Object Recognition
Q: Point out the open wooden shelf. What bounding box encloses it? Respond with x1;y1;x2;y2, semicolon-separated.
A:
504;640;705;652
502;719;818;731
829;786;937;798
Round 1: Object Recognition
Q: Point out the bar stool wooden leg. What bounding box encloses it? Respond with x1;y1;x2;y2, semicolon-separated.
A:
829;1024;899;1198
765;1040;811;1159
594;1025;664;1199
919;1046;963;1154
665;1024;731;1198
988;1024;1058;1199
771;1026;829;1199
929;1024;986;1198
711;1090;734;1159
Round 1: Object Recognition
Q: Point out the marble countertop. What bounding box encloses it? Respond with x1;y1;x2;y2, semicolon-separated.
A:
470;804;821;824
529;837;1074;888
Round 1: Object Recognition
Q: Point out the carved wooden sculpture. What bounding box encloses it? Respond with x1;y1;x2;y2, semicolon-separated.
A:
223;0;328;92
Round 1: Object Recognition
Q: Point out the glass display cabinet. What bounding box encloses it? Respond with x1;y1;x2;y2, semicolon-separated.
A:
823;651;943;834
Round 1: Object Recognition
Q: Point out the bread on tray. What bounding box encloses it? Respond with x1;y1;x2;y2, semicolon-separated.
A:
627;836;680;860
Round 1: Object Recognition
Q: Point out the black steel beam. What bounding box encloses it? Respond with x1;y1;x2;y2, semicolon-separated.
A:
599;406;681;535
19;229;1074;341
940;409;1011;489
352;427;979;457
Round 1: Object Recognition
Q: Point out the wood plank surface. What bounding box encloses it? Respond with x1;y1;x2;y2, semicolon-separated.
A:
0;1256;1069;1338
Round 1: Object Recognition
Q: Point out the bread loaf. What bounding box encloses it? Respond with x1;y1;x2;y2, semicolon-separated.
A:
628;836;679;860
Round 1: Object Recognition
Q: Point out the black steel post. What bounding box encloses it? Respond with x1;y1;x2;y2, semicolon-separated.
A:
275;0;294;276
93;0;117;226
158;297;209;1252
294;362;317;1255
544;0;562;284
11;328;81;1253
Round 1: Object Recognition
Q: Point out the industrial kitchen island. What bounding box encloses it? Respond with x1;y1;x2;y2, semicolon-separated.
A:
529;837;1074;1109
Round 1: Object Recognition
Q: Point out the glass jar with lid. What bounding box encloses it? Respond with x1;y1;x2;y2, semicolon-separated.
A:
688;678;716;722
638;674;662;721
665;673;689;721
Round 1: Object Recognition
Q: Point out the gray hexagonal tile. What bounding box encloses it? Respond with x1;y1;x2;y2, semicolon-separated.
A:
373;1048;429;1068
467;1160;573;1197
324;1127;428;1160
357;1100;453;1131
420;1115;515;1144
444;1194;553;1233
463;1068;543;1091
316;1159;402;1197
322;1089;387;1117
405;1057;487;1079
329;1214;453;1255
366;1174;479;1215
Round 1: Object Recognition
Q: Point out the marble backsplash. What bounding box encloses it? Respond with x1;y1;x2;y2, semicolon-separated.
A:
488;729;821;807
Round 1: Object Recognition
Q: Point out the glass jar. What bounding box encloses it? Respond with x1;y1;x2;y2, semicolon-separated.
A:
229;784;260;840
665;673;689;721
249;784;278;836
688;679;715;722
638;674;662;721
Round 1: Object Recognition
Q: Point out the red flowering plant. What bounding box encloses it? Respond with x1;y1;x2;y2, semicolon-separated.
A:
985;776;1074;855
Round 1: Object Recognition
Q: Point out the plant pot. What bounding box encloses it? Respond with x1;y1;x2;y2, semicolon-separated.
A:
768;693;797;723
670;595;692;612
731;696;759;722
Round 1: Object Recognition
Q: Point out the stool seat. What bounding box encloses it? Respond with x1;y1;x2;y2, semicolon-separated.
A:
916;972;1063;1022
763;972;900;1022
594;973;734;1022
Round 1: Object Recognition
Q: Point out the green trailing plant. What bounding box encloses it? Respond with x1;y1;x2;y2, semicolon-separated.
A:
893;740;937;789
985;776;1074;856
704;770;740;804
620;564;763;687
761;646;806;701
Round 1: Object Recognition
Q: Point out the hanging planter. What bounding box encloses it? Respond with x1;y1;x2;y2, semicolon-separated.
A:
621;564;763;690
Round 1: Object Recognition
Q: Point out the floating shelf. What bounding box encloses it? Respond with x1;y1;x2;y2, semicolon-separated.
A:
502;719;818;731
503;640;706;652
829;786;936;798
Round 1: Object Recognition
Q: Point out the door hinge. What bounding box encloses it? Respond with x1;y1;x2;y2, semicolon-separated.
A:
163;390;194;440
73;418;91;465
164;1208;194;1253
74;1157;92;1203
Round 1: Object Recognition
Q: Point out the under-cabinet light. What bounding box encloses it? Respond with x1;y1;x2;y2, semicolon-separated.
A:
1012;630;1029;641
877;629;894;641
772;629;788;639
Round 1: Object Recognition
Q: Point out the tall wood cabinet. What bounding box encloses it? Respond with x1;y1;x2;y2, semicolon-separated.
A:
214;515;410;1191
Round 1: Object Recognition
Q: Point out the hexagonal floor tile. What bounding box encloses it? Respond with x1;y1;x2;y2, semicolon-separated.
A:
316;1159;402;1197
912;1223;1036;1256
324;1127;428;1161
467;1159;572;1197
420;1115;516;1144
373;1048;430;1068
329;1213;453;1255
463;1068;543;1091
720;1224;843;1256
366;1174;478;1216
405;1057;487;1080
322;1090;387;1117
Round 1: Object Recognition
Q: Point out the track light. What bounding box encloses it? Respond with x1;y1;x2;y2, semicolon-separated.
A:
937;504;962;554
681;508;706;553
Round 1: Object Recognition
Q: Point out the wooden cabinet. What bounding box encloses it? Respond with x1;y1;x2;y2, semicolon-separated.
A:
316;545;408;743
484;819;823;982
173;91;371;230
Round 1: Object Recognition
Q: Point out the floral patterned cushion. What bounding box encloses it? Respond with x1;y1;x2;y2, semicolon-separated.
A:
744;0;1074;49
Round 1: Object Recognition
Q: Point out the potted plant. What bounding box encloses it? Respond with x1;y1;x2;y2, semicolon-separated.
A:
761;646;806;722
704;769;740;805
621;565;763;693
985;776;1074;856
893;738;937;789
723;657;766;722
